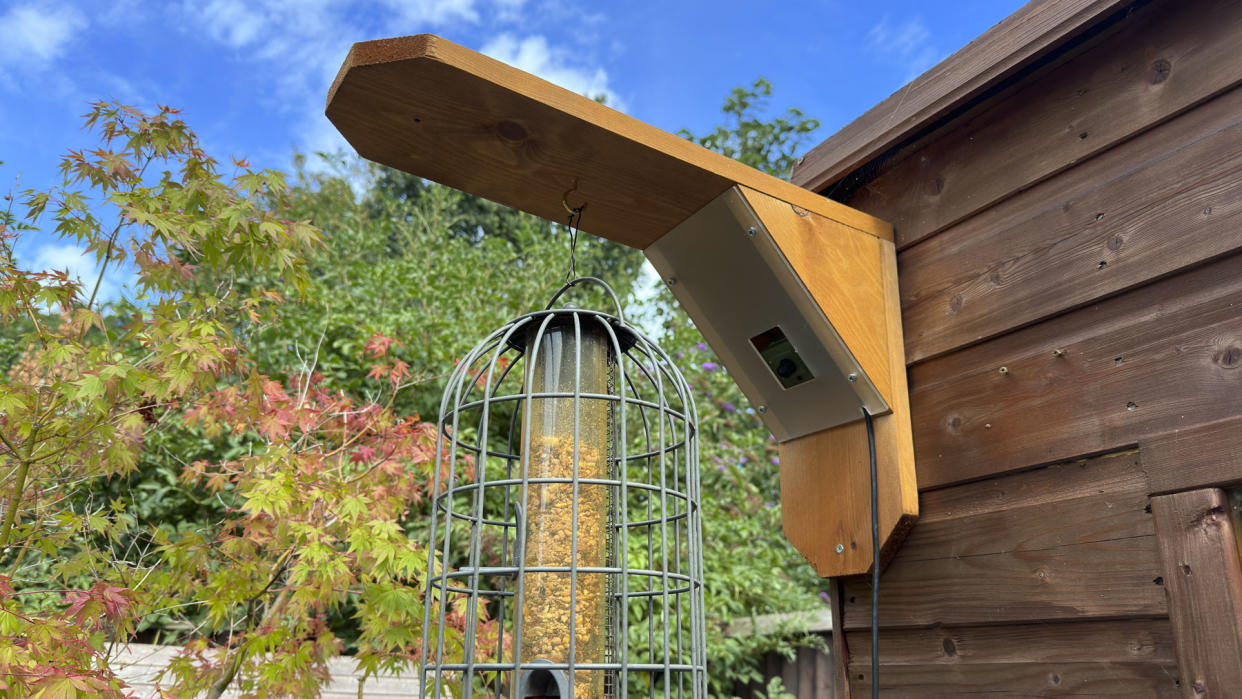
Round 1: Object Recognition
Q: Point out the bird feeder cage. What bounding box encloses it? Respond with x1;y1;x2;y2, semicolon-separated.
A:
420;277;706;698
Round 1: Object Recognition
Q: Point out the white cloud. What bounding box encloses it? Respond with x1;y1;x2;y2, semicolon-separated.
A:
866;17;942;81
0;3;87;69
378;0;480;26
198;0;267;48
492;0;526;23
175;0;621;162
25;242;122;306
481;33;621;108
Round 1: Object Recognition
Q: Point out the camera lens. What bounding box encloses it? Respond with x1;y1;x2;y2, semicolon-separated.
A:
776;358;797;378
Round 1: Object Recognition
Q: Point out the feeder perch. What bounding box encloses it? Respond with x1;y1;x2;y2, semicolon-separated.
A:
326;33;916;579
420;278;705;696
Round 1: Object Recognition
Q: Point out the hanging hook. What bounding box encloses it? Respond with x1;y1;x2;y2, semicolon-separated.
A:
562;180;587;284
561;179;585;215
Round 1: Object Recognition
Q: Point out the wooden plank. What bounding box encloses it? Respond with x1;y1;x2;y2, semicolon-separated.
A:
855;662;1180;697
727;609;832;637
111;644;425;697
841;534;1165;629
813;644;833;698
845;0;1242;248
780;401;918;577
325;34;892;252
843;451;1164;628
795;646;815;697
1150;488;1242;696
900;468;1153;563
848;619;1175;666
740;186;894;406
774;191;918;578
878;231;921;566
845;619;1179;697
779;650;799;697
909;251;1242;490
1143;417;1242;495
790;0;1129;194
831;579;852;699
918;450;1145;523
898;82;1242;364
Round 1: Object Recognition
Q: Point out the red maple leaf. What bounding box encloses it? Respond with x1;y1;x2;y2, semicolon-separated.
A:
364;333;400;358
350;445;377;465
389;359;410;386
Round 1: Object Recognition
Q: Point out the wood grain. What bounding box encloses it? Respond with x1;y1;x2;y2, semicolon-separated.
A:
325;34;892;251
774;200;918;578
842;533;1165;629
918;450;1145;523
740;185;893;405
909;251;1242;490
737;646;835;699
1150;489;1242;697
878;232;920;566
900;474;1152;563
842;450;1164;629
1142;417;1242;495
832;579;852;699
790;0;1129;193
898;82;1242;364
780;413;917;578
846;619;1179;697
846;0;1242;248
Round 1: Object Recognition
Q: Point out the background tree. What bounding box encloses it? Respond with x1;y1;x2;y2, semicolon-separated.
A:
0;78;828;698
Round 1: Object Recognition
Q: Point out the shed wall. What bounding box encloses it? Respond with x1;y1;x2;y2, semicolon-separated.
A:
792;0;1242;694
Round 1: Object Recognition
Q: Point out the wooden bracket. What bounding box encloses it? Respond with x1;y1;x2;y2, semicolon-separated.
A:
750;189;918;577
326;33;916;578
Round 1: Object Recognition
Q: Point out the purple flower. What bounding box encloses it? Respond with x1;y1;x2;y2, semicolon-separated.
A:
722;402;736;413
701;362;718;371
764;501;775;508
696;343;708;351
738;456;748;464
717;464;726;472
820;592;831;604
771;457;780;466
674;351;684;359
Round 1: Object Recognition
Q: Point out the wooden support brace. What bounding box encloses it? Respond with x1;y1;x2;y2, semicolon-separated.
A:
1150;488;1242;696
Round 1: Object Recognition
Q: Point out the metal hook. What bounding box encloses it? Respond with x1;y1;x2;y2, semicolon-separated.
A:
562;179;585;214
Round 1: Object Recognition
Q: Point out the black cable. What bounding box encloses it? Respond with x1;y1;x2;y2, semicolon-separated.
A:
863;407;879;698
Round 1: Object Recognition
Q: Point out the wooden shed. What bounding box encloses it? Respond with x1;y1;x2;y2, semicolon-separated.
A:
790;0;1242;694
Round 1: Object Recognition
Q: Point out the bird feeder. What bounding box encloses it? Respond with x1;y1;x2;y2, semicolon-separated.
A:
420;278;705;697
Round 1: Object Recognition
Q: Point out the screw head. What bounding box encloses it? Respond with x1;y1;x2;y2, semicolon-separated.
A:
835;544;845;554
847;372;858;382
747;226;757;238
998;366;1009;375
757;405;767;414
665;277;676;286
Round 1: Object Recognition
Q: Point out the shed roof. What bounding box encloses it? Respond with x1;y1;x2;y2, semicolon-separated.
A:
790;0;1133;193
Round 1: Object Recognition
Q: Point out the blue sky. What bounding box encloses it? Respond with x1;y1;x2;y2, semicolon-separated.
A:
0;0;1024;298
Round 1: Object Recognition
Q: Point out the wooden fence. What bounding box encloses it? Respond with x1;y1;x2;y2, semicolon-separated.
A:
110;644;424;698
